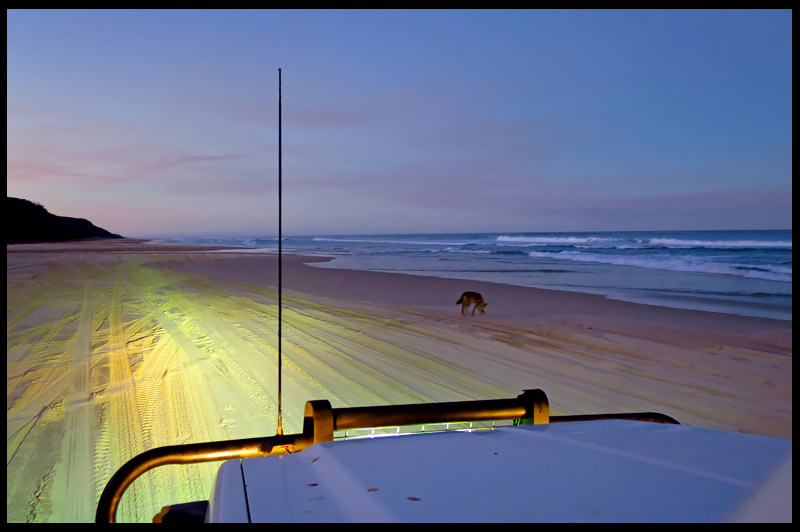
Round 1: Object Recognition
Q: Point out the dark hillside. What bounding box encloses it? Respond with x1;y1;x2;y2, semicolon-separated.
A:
7;197;124;244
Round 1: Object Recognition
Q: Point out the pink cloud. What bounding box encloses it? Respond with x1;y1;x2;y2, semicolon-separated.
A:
135;154;246;177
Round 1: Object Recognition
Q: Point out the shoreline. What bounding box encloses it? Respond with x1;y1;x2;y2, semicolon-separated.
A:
148;248;793;349
10;237;790;320
134;229;793;322
8;239;791;360
7;240;792;523
309;252;793;323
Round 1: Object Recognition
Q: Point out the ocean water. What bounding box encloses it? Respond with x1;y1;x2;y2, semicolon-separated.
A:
152;230;792;321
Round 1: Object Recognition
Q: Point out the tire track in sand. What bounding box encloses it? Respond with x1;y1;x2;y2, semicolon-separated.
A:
99;280;154;523
51;283;94;522
184;279;428;409
146;276;286;435
117;272;246;520
220;281;507;404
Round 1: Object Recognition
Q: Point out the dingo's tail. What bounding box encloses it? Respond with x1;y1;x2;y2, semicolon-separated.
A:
456;295;464;305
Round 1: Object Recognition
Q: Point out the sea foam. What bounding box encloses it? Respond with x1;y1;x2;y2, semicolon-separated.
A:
527;250;791;282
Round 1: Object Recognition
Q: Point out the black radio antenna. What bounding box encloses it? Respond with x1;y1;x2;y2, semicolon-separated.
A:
276;67;284;436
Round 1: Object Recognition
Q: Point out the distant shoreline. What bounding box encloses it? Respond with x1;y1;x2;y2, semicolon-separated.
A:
131;230;792;321
9;236;791;321
6;238;250;254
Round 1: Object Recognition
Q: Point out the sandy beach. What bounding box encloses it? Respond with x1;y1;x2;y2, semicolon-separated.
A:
7;240;792;523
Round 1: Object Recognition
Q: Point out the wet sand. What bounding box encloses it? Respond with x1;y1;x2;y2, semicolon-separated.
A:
7;240;792;522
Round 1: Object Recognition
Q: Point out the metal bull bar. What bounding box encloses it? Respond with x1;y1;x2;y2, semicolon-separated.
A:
95;388;678;523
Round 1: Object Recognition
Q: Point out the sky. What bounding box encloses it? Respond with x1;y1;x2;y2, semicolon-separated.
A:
6;9;793;238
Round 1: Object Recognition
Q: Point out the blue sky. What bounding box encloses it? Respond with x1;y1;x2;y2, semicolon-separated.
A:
7;9;792;237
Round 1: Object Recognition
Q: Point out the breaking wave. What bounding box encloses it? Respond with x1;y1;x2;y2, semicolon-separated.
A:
527;250;791;282
498;235;791;250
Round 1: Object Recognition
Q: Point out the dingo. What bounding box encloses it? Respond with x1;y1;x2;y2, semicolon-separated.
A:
456;291;488;316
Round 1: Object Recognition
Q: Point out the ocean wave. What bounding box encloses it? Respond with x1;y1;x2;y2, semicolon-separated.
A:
313;237;475;246
490;249;530;256
497;234;792;250
527;250;792;282
442;247;491;254
644;238;792;249
497;235;618;245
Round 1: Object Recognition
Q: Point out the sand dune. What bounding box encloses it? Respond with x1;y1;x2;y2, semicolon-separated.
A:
6;241;792;523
